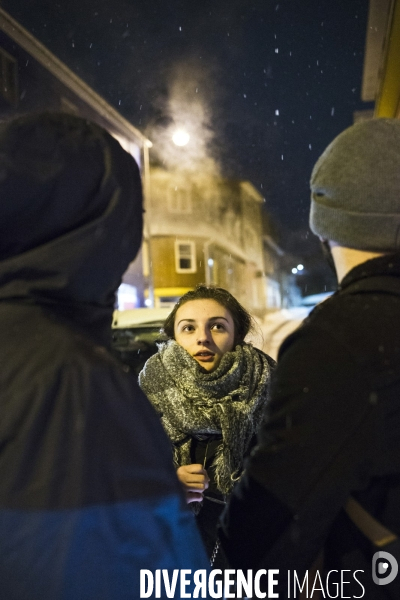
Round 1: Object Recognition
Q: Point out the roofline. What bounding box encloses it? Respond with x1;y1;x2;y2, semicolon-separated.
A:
0;8;151;146
239;180;264;203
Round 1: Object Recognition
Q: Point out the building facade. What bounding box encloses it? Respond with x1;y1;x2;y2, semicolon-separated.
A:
144;167;281;315
361;0;400;118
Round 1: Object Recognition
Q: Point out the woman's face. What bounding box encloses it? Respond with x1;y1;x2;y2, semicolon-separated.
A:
174;298;236;372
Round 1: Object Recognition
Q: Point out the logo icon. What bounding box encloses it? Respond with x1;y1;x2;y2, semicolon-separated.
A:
372;551;398;586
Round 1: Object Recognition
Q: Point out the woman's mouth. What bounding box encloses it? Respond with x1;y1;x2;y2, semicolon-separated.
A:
194;351;215;362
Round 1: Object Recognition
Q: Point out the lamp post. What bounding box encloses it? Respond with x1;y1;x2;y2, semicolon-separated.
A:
142;139;155;308
142;125;190;307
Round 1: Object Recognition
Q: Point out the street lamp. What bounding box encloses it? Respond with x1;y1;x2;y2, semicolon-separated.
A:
172;129;190;146
143;126;190;307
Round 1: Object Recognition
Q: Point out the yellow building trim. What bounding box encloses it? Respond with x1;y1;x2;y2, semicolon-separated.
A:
154;287;193;298
376;0;400;117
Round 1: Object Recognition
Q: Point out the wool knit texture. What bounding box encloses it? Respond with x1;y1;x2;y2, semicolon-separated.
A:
310;118;400;251
139;340;274;495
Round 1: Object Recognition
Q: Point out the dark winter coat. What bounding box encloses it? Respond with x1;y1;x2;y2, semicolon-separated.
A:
219;252;400;598
0;113;209;600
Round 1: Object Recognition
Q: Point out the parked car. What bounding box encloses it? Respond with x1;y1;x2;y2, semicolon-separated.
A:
256;307;309;361
257;292;334;361
111;308;171;374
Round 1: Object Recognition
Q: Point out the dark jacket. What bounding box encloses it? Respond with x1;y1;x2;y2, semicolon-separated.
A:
192;432;257;569
219;252;400;598
0;114;208;600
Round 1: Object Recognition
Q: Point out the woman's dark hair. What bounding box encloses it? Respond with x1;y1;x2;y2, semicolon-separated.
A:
162;284;253;345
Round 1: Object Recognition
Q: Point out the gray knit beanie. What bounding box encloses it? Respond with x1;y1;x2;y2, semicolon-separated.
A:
310;118;400;251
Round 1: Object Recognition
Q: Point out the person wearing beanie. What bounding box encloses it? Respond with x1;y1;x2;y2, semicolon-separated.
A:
0;112;209;600
219;119;400;598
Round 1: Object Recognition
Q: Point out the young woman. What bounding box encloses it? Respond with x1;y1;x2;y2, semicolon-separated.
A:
139;285;275;566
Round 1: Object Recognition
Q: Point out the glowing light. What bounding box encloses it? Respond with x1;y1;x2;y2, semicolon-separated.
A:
172;129;190;146
292;268;298;274
208;258;214;266
144;298;152;307
297;264;304;271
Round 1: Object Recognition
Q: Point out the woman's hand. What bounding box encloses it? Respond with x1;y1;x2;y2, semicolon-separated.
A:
177;464;210;504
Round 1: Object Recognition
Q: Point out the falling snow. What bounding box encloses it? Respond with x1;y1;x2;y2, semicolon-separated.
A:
275;109;279;116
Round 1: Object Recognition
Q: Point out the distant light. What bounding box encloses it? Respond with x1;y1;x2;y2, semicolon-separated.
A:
172;129;190;146
144;298;152;307
297;264;304;271
292;268;298;274
208;258;214;266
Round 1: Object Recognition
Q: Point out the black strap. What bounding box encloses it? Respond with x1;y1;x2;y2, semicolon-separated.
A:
345;496;398;548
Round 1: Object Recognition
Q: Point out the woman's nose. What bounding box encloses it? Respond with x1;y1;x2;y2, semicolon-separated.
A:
197;328;211;344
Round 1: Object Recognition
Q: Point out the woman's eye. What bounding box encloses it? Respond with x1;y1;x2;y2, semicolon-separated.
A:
211;323;225;331
182;325;194;332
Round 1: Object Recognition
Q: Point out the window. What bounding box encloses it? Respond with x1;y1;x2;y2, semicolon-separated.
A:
167;186;192;213
0;47;18;106
175;240;196;273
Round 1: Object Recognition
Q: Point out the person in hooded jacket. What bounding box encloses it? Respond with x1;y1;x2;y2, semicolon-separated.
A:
0;112;209;600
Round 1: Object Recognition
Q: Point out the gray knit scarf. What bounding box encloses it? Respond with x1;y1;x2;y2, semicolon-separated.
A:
139;340;274;495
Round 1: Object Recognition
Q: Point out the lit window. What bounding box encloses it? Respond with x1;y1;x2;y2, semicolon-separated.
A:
175;240;196;273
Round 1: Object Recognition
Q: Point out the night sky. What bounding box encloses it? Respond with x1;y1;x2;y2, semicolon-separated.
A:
2;0;374;290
